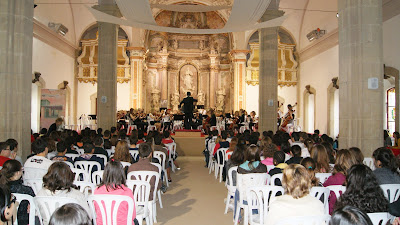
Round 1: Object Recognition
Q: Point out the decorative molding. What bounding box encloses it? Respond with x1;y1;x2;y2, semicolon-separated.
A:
33;19;78;58
127;46;146;52
299;28;338;63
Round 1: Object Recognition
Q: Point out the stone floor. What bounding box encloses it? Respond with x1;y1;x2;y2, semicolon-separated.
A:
155;157;233;225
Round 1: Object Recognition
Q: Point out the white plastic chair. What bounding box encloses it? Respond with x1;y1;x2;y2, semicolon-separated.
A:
106;149;115;157
153;150;169;187
380;184;400;203
315;173;332;184
71;168;91;182
326;185;346;200
76;148;84;155
363;157;376;170
215;148;228;182
150;163;163;209
62;160;74;169
367;212;392;225
65;153;80;161
164;142;177;172
129;150;139;162
126;180;152;225
270;173;283;186
266;165;275;172
93;154;108;165
74;181;96;198
35;196;80;225
275;215;331;225
225;151;233;160
225;166;238;214
13;193;38;225
88;194;135;225
23;167;48;180
92;170;104;185
120;161;132;168
127;171;160;223
74;161;102;183
310;186;330;215
208;142;216;174
24;178;43;195
234;173;271;225
246;185;285;225
147;125;156;134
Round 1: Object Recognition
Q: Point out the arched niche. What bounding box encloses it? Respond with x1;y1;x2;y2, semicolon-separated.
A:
303;85;316;133
57;81;72;126
31;76;46;133
327;78;339;138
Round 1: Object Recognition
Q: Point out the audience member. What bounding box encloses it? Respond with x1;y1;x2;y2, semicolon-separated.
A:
266;164;324;224
237;145;267;174
94;160;138;225
93;137;109;160
0;185;17;224
37;162;91;224
330;205;373;225
323;149;357;214
335;164;388;213
0;142;13;167
269;151;288;185
127;144;161;201
24;138;53;179
225;143;246;186
153;134;171;181
291;132;310;157
5;139;22;164
74;143;105;170
301;157;321;186
51;140;72;163
372;147;400;184
261;143;277;166
112;140;133;164
49;203;92;225
310;144;331;173
348;147;364;164
285;145;303;165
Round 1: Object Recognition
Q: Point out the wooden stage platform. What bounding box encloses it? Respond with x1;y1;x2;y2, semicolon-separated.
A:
173;131;205;156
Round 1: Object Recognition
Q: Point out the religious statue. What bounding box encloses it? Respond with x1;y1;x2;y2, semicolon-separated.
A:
162;39;168;53
173;39;178;50
180;68;195;94
151;89;161;112
216;89;226;112
170;92;180;112
197;91;205;106
199;40;205;50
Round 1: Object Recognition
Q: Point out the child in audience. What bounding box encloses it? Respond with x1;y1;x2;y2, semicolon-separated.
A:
51;140;72;163
323;149;358;214
260;143;277;166
93;136;109;160
49;203;92;225
24;138;53;180
237;145;267;174
266;164;324;224
0;159;36;225
301;157;321;186
94;160;138;225
112;140;134;164
310;144;331;173
335;164;388;213
162;130;174;145
372;147;400;184
349;147;364;164
74;143;105;170
285;145;303;165
268;151;288;185
37;162;91;225
330;205;373;225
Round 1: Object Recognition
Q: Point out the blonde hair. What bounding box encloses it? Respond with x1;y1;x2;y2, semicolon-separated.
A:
112;140;132;163
282;164;311;199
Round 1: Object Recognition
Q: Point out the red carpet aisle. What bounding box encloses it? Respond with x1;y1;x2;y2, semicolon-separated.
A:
156;157;232;225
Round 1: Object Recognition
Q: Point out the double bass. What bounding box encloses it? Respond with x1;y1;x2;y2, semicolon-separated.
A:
280;103;297;130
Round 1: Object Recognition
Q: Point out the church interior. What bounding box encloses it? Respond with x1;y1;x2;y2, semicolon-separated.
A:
1;0;400;224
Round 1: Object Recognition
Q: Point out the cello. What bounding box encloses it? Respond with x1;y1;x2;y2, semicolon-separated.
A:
280;103;297;131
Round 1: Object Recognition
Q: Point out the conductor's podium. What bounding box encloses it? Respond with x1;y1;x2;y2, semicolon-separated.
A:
173;130;204;156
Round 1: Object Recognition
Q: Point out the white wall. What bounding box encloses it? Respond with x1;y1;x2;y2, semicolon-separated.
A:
383;14;400;72
278;86;297;108
117;82;131;111
245;84;259;115
299;45;339;134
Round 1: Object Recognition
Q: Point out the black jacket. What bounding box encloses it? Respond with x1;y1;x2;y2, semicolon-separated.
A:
180;97;197;114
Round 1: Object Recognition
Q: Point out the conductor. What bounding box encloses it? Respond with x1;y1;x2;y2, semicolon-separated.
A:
179;92;197;130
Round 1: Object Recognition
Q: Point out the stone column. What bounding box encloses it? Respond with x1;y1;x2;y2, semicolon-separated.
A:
230;51;248;111
0;0;33;161
258;10;284;132
93;4;121;129
157;53;169;103
128;47;145;109
209;53;219;109
338;0;383;156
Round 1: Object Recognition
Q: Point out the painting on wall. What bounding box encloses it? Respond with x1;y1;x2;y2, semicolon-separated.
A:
40;89;66;130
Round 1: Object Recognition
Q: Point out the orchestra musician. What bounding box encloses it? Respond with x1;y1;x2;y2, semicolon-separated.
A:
280;103;296;133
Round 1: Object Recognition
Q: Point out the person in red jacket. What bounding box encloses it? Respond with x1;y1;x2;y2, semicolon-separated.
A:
0;142;15;166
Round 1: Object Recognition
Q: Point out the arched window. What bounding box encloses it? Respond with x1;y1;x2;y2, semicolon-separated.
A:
387;87;396;134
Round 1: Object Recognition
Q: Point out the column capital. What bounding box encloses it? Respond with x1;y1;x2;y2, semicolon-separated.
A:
261;10;285;22
92;4;122;17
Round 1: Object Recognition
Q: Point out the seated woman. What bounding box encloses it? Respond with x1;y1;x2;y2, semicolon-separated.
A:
330;205;373;225
266;164;325;224
94;160;138;225
349;147;364;164
372;147;400;184
323;149;357;214
260;143;278;166
37;162;91;225
335;164;388;213
0;160;35;225
310;144;331;173
49;203;92;225
112;140;134;164
225;142;245;186
0;185;17;225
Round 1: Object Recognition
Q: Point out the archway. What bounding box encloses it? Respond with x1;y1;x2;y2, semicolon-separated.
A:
303;85;316;133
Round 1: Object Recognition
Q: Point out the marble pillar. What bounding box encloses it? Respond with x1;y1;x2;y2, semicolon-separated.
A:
0;0;33;161
338;0;383;156
231;51;248;111
158;53;169;103
258;10;284;132
128;47;145;109
209;53;219;109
